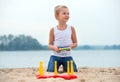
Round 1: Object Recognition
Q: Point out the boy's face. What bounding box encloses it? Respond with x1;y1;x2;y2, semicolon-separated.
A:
56;8;69;23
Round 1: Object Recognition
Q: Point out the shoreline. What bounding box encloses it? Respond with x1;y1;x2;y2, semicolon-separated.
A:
0;67;120;82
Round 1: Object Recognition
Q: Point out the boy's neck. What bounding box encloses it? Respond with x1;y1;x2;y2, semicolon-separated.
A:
57;24;67;30
57;22;67;30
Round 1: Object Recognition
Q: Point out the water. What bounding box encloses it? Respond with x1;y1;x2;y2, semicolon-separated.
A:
0;50;120;68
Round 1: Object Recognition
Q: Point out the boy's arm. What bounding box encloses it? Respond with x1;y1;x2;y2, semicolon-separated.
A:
70;26;78;49
48;27;55;50
48;28;60;52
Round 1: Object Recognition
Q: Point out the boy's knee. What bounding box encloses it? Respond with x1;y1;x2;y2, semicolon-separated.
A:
47;68;54;72
74;68;78;72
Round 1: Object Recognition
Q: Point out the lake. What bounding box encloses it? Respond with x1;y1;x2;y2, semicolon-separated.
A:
0;50;120;68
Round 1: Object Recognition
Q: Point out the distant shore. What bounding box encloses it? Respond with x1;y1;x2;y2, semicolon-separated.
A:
0;34;120;51
0;67;120;82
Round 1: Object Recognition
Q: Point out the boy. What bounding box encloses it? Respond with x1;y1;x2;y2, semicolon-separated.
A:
47;5;78;72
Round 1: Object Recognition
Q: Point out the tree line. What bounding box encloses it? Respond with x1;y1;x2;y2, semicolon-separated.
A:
0;34;48;50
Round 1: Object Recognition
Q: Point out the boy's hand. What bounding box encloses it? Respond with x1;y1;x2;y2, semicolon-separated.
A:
54;46;61;53
68;47;72;51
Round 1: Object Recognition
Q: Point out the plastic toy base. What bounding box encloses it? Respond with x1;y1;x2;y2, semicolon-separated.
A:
59;74;77;80
36;74;77;80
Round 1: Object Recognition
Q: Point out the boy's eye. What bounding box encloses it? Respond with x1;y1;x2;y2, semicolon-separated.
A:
63;13;66;15
63;12;69;15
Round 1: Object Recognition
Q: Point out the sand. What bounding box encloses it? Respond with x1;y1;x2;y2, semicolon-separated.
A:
0;67;120;82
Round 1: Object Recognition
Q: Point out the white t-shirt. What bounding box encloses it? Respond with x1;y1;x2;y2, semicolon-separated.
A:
51;25;73;57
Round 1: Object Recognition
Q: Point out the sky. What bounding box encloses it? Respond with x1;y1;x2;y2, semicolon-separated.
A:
0;0;120;45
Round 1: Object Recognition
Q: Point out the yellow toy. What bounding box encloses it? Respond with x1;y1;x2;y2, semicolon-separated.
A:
39;61;44;76
67;61;70;74
54;61;58;75
70;60;74;75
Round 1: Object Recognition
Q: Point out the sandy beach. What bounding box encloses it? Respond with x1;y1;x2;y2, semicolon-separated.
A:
0;67;120;82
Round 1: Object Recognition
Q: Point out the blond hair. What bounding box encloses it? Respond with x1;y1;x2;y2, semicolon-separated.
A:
54;5;68;15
